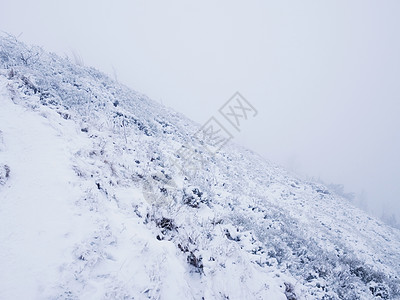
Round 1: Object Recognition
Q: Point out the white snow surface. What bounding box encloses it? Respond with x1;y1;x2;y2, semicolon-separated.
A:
0;36;400;300
0;79;93;299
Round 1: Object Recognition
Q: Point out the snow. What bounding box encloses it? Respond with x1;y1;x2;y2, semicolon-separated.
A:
0;35;400;299
0;78;196;299
0;79;93;299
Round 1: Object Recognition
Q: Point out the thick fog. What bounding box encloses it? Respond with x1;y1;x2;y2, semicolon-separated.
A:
1;1;399;224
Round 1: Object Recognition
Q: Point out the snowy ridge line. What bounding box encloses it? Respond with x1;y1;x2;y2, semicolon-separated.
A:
1;35;400;299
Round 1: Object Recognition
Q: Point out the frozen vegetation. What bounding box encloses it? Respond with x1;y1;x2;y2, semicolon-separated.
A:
0;35;399;299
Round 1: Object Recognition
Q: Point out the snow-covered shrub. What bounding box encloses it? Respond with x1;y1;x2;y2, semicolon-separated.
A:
187;251;204;274
284;282;297;300
0;164;10;185
182;186;208;208
142;170;178;207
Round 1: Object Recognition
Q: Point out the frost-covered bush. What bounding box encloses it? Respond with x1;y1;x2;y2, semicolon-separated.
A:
182;186;209;208
0;164;10;185
187;251;204;273
284;282;297;300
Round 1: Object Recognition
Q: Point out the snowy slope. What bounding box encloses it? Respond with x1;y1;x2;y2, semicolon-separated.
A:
0;35;399;300
0;78;96;299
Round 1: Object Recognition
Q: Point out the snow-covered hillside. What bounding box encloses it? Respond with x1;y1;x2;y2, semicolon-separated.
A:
0;35;399;300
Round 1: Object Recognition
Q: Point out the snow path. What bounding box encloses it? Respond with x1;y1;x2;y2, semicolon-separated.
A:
0;82;88;299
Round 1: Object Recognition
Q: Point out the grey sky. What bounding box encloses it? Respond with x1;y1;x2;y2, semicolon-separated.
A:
1;0;400;220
